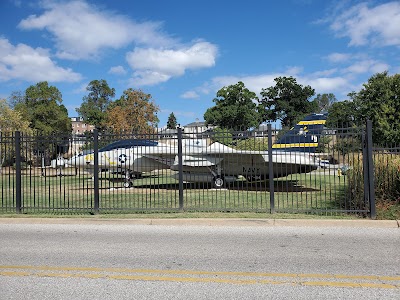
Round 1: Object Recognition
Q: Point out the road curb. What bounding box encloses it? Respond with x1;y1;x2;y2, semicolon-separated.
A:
0;217;398;228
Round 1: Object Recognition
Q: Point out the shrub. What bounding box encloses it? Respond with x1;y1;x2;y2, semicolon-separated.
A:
345;153;400;219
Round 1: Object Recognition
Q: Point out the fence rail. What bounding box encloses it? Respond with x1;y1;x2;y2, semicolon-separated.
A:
0;122;388;218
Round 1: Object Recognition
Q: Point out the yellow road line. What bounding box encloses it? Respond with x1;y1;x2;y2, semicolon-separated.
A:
0;265;399;289
1;265;399;281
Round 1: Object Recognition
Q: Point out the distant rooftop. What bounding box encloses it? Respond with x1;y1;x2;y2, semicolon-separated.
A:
184;121;207;127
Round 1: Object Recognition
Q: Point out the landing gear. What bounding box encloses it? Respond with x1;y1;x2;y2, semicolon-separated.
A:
213;176;225;189
123;180;133;188
123;170;134;188
210;165;225;189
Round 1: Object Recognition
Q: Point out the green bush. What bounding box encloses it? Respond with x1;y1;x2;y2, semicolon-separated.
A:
343;157;366;211
346;154;400;219
374;155;400;201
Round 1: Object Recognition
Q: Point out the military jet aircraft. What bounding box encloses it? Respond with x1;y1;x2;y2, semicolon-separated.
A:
52;113;327;188
170;113;328;188
52;138;206;188
52;139;171;187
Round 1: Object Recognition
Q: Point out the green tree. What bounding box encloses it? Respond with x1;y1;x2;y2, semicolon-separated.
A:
166;112;177;129
349;71;400;145
14;82;71;135
325;99;360;157
208;127;234;146
334;136;362;157
204;81;260;130
105;89;159;134
76;79;115;131
259;76;316;128
314;93;337;113
326;100;358;128
0;99;34;170
0;99;32;133
7;90;25;109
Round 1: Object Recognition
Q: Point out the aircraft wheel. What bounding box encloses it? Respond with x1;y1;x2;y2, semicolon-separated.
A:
123;181;133;188
213;176;225;188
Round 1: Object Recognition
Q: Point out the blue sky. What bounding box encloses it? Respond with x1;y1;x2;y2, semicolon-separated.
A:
1;0;399;127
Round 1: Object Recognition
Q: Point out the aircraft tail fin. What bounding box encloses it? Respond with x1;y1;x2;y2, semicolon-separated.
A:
272;113;327;152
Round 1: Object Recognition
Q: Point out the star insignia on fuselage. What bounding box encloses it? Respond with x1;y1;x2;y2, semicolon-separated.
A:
118;154;128;163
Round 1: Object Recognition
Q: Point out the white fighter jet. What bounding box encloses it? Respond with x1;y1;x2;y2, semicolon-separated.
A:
52;113;327;188
53;139;178;187
170;113;327;188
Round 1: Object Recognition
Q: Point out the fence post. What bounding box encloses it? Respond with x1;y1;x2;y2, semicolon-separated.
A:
15;131;22;213
177;127;184;211
93;129;99;214
362;131;369;210
365;120;376;219
268;124;275;214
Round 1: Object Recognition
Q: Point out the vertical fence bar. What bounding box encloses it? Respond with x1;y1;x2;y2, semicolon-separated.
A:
15;131;22;213
366;120;376;219
93;129;99;214
177;127;184;211
268;124;275;214
362;130;369;213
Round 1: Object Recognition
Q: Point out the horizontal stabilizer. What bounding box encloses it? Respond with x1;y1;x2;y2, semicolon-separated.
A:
272;113;327;152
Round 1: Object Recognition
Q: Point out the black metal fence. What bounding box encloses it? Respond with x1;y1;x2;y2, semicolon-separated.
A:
0;121;390;218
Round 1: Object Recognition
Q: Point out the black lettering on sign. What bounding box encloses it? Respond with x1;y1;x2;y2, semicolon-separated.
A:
242;166;260;173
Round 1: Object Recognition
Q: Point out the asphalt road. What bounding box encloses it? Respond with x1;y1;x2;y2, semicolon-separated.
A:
0;218;399;299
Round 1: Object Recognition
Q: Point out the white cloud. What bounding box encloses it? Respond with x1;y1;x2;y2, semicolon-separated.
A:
16;0;219;87
0;38;82;83
330;2;400;47
108;66;127;75
129;70;172;86
126;41;218;86
18;0;175;60
370;62;390;74
324;51;390;77
181;91;199;99
326;52;351;63
311;69;338;77
209;67;302;95
284;66;303;75
191;65;353;102
344;59;389;75
305;76;349;94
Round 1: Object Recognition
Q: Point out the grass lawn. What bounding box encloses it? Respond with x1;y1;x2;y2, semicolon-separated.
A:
0;167;363;218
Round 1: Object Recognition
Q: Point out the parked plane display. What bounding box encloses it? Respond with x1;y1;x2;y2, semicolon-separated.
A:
53;139;178;187
170;113;328;187
52;113;327;188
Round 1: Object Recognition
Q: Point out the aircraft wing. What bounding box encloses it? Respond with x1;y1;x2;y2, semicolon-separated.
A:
203;142;265;155
170;142;263;167
207;142;306;163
